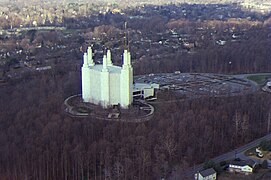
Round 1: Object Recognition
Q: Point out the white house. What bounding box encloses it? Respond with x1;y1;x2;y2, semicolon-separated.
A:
228;159;256;175
195;168;217;180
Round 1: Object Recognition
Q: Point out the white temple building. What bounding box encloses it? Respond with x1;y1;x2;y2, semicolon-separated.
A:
81;47;133;109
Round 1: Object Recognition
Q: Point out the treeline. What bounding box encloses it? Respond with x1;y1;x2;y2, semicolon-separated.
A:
86;16;271;75
0;70;271;179
132;25;271;75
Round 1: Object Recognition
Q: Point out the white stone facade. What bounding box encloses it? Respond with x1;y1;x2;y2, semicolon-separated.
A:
81;47;133;109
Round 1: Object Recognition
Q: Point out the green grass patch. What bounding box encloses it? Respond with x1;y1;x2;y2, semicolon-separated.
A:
247;74;271;85
244;147;257;156
62;29;79;35
77;106;91;113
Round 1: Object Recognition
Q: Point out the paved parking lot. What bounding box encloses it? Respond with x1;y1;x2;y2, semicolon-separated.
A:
134;73;258;98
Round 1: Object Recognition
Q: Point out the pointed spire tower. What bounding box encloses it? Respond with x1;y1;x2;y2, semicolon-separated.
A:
101;52;109;107
83;52;88;67
120;22;133;108
87;46;94;66
102;54;108;71
82;52;91;102
107;49;113;66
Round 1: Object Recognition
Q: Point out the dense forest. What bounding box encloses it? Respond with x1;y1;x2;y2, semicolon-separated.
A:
0;3;271;180
0;67;271;179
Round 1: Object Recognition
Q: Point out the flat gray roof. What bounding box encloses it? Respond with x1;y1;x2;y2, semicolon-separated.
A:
199;168;216;177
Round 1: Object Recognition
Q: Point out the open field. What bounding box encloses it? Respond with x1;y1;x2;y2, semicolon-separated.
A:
247;74;271;85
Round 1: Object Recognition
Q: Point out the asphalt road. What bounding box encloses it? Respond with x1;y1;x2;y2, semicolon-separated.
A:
169;132;271;180
168;73;271;179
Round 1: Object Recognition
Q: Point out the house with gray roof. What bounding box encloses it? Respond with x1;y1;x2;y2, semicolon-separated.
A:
195;168;217;180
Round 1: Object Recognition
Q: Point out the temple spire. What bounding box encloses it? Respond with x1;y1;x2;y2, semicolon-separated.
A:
83;53;88;67
102;55;108;71
122;49;132;68
87;46;94;66
123;50;128;66
107;50;113;66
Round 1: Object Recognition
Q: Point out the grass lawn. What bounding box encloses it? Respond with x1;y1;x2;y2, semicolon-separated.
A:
77;106;91;113
62;29;79;35
244;146;271;161
244;147;257;156
247;74;271;85
219;169;271;180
